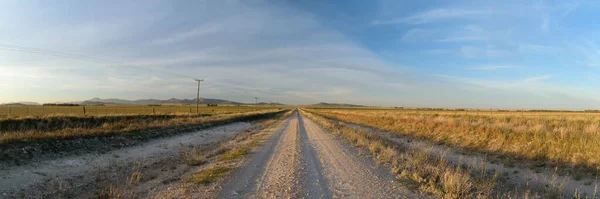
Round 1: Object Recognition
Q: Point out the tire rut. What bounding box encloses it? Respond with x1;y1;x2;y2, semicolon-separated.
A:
220;110;419;198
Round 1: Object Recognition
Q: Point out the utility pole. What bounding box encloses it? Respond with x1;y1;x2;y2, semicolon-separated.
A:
254;97;258;105
195;79;203;114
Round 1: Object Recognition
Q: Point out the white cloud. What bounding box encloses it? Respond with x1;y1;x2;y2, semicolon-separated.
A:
518;44;559;53
401;29;432;41
436;25;487;42
432;74;600;107
150;24;222;45
423;49;452;54
561;2;580;17
0;0;417;105
541;15;549;32
437;36;485;42
373;8;498;25
460;46;510;58
469;65;519;70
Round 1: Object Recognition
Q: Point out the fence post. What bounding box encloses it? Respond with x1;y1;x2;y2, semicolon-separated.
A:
83;106;86;116
26;106;29;115
8;107;11;116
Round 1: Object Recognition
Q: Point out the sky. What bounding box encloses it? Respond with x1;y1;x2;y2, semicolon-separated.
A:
1;0;599;109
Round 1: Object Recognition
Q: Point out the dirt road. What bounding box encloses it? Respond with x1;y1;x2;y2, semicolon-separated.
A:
220;111;419;198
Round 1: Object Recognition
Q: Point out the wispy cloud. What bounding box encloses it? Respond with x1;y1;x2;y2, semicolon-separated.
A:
460;46;510;58
429;74;597;104
469;65;519;70
541;15;549;32
518;44;559;53
0;0;417;105
401;29;432;41
150;24;222;45
437;36;485;42
561;2;580;17
373;8;498;25
436;25;486;42
423;49;452;54
520;75;552;83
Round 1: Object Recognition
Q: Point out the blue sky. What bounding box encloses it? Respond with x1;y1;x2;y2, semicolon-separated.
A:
1;0;599;109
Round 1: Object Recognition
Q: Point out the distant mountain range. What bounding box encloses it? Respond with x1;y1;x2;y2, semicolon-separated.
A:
80;97;243;105
0;101;41;106
255;102;285;106
312;102;367;107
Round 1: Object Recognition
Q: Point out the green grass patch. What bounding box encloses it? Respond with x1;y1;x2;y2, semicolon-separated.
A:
188;166;232;185
219;147;249;161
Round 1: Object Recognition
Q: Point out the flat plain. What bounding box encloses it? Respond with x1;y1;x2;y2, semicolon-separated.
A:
1;107;599;198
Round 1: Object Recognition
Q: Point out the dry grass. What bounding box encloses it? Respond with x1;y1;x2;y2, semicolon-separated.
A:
183;110;293;186
302;110;498;198
182;148;208;166
0;109;282;144
309;108;600;172
303;110;592;198
98;163;143;199
0;105;281;118
101;111;292;198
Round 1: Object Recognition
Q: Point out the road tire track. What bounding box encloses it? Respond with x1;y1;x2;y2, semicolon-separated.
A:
220;110;419;198
220;113;302;199
299;113;415;199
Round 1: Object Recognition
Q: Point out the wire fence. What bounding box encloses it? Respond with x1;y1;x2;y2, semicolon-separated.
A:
0;105;277;117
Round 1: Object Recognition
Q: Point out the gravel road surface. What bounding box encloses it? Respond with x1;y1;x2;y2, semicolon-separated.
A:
220;111;419;198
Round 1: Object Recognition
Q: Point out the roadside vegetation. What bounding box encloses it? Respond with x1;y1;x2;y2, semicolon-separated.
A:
151;110;293;198
0;109;286;166
0;109;283;143
301;110;570;198
308;108;600;173
0;105;279;118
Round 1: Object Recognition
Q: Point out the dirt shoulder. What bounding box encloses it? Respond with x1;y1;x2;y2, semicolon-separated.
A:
0;121;257;198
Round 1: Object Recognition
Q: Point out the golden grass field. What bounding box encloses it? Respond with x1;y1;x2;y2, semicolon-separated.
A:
308;108;600;172
0;105;279;117
0;108;284;144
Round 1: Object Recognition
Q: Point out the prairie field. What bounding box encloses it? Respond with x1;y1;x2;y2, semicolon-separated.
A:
307;108;600;171
0;105;279;118
0;108;284;144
